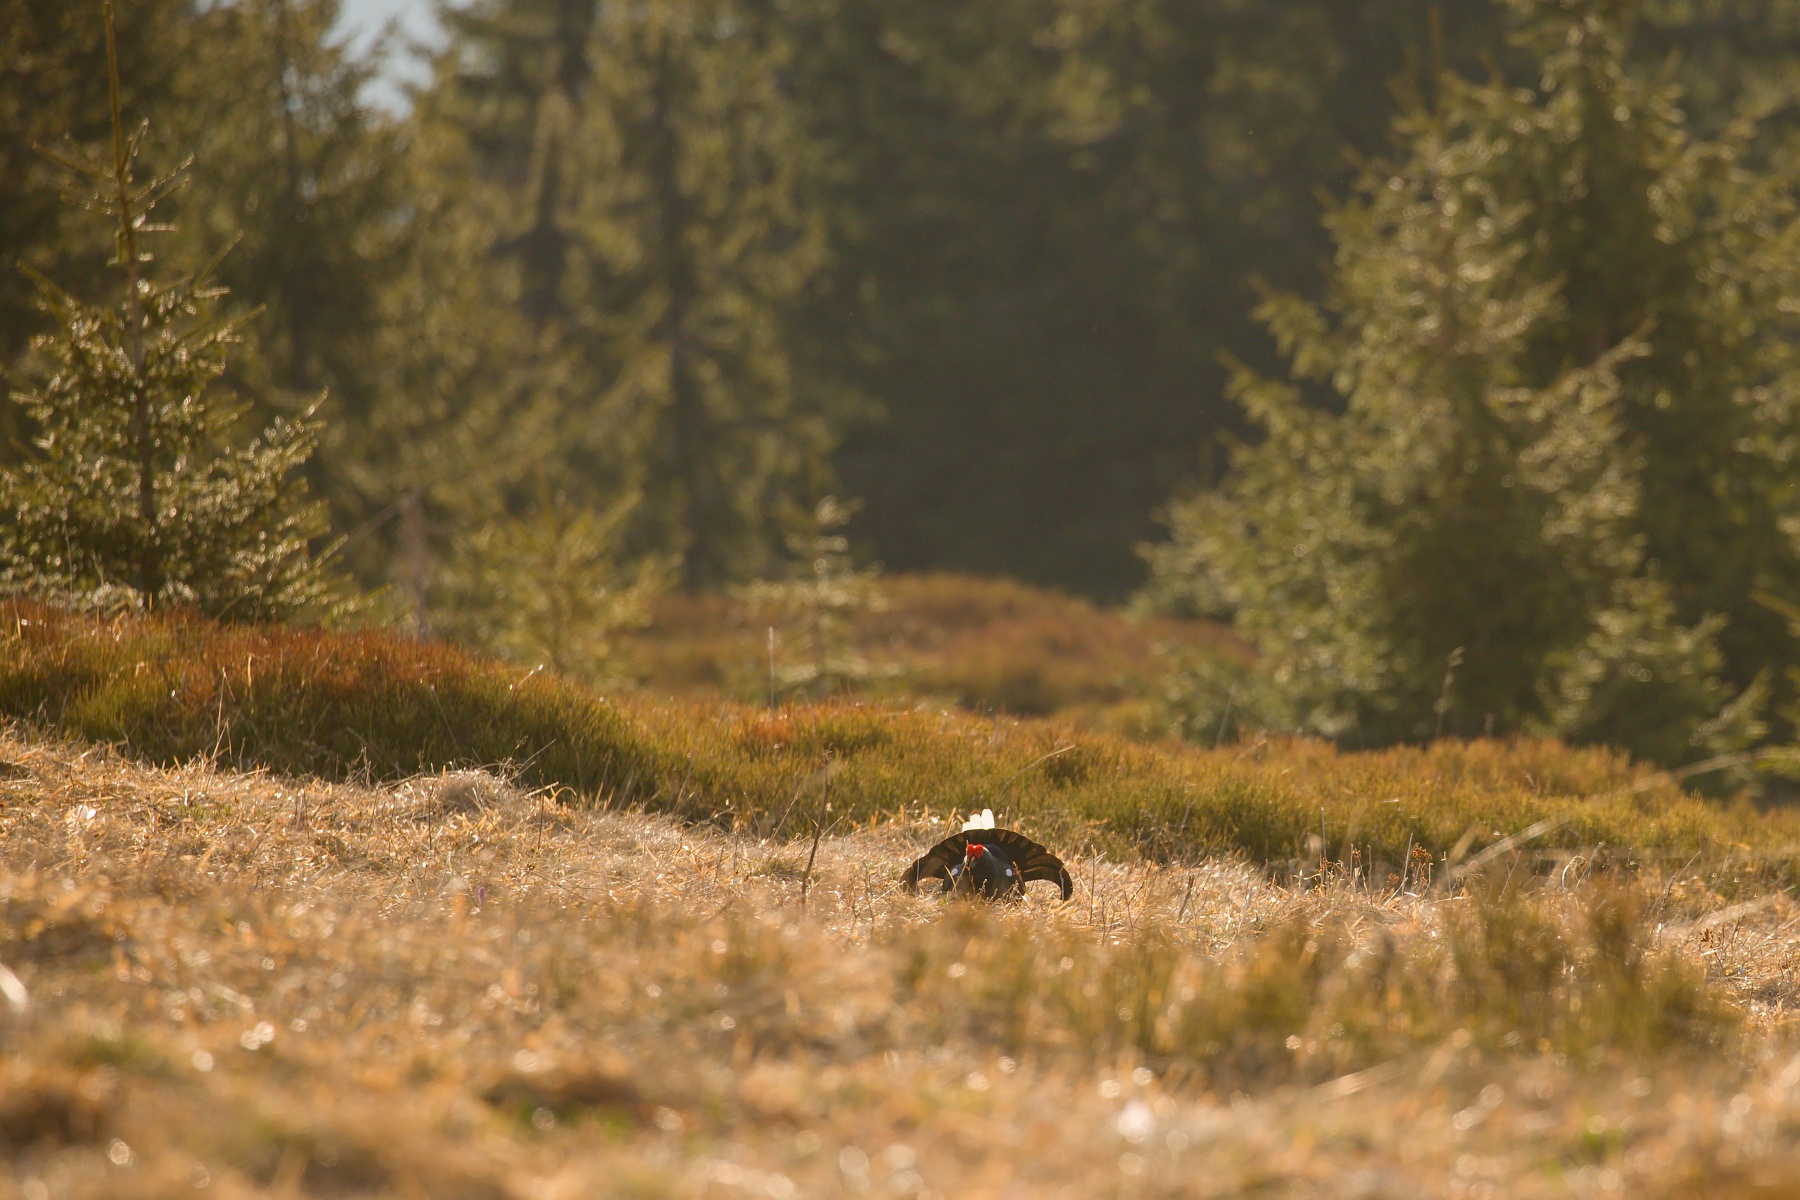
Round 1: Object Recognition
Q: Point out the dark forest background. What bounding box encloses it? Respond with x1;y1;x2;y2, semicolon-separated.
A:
14;0;1800;763
18;0;1800;600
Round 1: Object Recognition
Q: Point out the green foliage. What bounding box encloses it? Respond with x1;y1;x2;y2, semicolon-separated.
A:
1151;646;1274;749
819;0;1800;598
738;496;895;700
1;275;333;621
1144;0;1799;762
155;0;414;540
1496;0;1800;715
14;1;1800;605
811;0;1522;596
0;9;339;623
0;0;199;369
425;0;849;589
432;485;673;685
341;102;559;617
613;573;1230;726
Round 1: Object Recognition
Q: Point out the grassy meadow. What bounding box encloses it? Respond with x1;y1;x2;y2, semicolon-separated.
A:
5;598;1797;884
6;599;1800;1195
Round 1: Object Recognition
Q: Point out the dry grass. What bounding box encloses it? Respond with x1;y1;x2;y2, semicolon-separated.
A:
12;600;1800;886
6;729;1800;1198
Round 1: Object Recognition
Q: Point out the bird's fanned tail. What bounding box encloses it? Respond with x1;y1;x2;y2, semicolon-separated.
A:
900;827;1074;901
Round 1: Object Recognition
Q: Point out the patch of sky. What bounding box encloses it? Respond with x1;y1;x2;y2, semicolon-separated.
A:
331;0;457;112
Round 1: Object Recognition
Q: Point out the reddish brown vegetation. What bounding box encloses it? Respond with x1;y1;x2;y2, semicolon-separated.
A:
622;572;1242;725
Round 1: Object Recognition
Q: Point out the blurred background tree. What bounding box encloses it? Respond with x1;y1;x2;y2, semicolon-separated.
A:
418;0;847;590
0;0;341;621
802;0;1521;596
156;0;413;552
0;0;200;464
1140;0;1800;760
431;480;672;684
13;0;1800;597
738;494;895;701
12;0;1800;753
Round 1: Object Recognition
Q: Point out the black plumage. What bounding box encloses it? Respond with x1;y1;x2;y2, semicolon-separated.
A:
900;828;1074;901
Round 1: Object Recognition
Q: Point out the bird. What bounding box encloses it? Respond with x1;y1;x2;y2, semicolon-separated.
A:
900;811;1073;901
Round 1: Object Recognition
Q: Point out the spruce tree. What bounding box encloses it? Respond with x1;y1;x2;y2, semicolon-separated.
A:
155;0;413;588
1143;0;1791;762
0;0;199;369
1497;0;1800;708
740;494;893;699
0;2;338;622
424;0;845;589
431;482;672;684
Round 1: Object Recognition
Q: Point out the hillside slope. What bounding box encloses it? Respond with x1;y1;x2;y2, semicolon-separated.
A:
4;601;1795;884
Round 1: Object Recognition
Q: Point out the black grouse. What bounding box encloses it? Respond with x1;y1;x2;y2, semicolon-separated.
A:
900;812;1073;901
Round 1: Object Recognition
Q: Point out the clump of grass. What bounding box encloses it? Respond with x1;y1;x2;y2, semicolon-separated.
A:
0;601;672;798
896;880;1731;1089
0;1061;114;1152
6;599;1800;879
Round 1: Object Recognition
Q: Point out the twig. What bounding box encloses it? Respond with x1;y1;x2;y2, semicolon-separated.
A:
1176;871;1196;923
1213;685;1236;749
1433;646;1464;739
1438;816;1566;893
1653;850;1705;915
1662;893;1783;940
799;763;832;907
1311;1054;1413;1100
1086;852;1100;923
0;960;28;1012
506;663;546;694
426;684;461;757
986;744;1075;805
1593;749;1770;803
210;667;230;765
768;774;810;840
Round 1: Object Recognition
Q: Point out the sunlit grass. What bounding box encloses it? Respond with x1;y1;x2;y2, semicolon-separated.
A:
6;601;1800;890
3;732;1800;1196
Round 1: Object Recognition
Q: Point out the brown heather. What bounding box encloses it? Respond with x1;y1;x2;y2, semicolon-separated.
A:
8;604;1800;1195
618;573;1244;725
5;600;1799;882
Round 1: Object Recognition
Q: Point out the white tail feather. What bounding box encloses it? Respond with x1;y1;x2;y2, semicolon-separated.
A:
962;808;996;831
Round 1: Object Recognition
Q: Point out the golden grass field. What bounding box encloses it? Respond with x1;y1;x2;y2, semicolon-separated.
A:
9;600;1798;881
11;599;1800;1196
6;725;1800;1199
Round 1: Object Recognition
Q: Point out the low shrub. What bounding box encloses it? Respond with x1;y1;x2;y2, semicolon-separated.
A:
0;602;671;799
